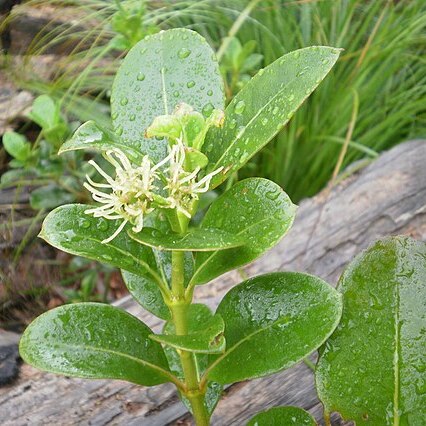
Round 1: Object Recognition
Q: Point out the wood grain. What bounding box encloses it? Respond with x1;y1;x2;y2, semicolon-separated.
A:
1;140;425;425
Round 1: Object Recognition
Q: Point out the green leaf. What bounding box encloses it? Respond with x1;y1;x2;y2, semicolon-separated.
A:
316;236;426;424
3;131;32;162
207;272;342;384
30;185;76;210
247;406;316;426
26;95;58;129
161;304;223;415
151;306;225;353
193;178;296;285
204;46;341;188
111;28;224;163
19;303;171;386
39;204;158;277
59;121;143;163
121;270;171;320
128;227;245;252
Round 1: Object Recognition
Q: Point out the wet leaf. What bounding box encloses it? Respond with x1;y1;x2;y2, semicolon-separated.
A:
19;303;171;386
39;204;157;276
207;272;342;384
247;406;316;425
59;121;143;163
111;28;224;163
192;178;296;285
151;305;225;353
121;270;171;320
205;46;341;188
316;236;426;424
128;227;245;252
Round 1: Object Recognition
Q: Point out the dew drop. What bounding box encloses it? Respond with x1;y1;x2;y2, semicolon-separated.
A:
115;125;123;136
129;114;136;121
261;117;268;126
207;89;213;96
187;80;195;88
178;47;191;59
120;97;128;106
111;111;118;120
202;103;214;117
229;119;237;129
272;106;279;115
234;100;246;115
137;72;145;81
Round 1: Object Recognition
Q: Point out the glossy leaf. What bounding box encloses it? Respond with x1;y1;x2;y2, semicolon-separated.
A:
204;46;341;188
121;270;171;320
39;204;157;277
19;303;171;386
111;28;224;163
247;406;316;426
151;306;225;353
207;272;342;384
128;227;245;252
192;178;296;285
59;121;143;163
316;236;426;424
162;304;223;415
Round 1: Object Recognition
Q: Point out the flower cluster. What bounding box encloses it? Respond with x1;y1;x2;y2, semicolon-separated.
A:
85;139;222;243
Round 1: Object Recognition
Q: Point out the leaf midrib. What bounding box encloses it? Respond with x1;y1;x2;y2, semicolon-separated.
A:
205;299;334;381
35;341;172;382
212;48;333;171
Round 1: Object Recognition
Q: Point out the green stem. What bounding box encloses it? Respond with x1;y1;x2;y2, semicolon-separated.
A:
169;250;209;426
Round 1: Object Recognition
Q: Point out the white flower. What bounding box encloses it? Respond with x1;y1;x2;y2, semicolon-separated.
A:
161;139;223;218
83;143;223;243
84;149;160;244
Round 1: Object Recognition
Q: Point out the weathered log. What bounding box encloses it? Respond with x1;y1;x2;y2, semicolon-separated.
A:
0;140;425;425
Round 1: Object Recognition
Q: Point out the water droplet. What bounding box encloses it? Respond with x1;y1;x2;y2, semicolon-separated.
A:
137;72;145;81
178;48;191;59
202;103;214;117
187;80;195;88
272;106;279;115
120;97;128;106
129;114;136;121
97;220;109;232
258;68;265;76
229;119;237;129
234;100;246;115
173;90;180;98
115;125;123;136
111;111;118;120
80;219;91;229
288;94;295;102
261;117;268;126
321;58;329;65
207;89;213;96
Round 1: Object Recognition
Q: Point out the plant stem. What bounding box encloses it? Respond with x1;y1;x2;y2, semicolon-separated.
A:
170;249;209;425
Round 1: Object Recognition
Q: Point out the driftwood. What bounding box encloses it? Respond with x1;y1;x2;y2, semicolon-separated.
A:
0;140;425;425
